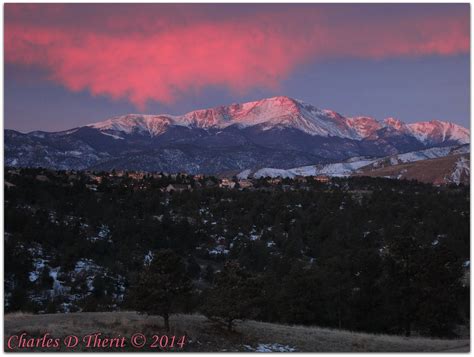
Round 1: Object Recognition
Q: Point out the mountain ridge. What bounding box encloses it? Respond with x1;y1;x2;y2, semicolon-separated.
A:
5;96;470;174
84;96;469;144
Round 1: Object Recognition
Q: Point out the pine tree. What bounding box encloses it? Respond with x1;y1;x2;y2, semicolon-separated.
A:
202;262;260;331
131;249;192;331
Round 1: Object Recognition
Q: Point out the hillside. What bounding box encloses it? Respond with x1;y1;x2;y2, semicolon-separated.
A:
354;154;470;185
236;144;470;185
4;312;470;352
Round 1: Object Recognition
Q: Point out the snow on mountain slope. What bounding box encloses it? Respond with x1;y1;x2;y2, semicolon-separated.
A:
384;117;410;132
382;146;468;166
181;96;305;130
237;169;252;180
86;96;470;144
88;97;363;139
237;144;470;179
448;156;470;185
345;117;383;138
451;145;471;155
182;96;365;138
238;158;377;179
407;120;470;145
89;114;174;137
253;168;296;179
289;159;377;177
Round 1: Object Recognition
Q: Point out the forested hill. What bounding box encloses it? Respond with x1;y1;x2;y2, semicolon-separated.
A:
4;168;470;337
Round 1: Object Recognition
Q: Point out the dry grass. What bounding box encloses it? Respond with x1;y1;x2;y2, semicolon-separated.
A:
354;153;469;185
4;311;470;352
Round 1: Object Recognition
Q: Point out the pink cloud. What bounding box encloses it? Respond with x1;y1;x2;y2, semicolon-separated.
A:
5;4;469;109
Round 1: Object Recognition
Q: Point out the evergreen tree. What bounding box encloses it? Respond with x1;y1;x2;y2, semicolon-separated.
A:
202;262;260;331
131;249;192;331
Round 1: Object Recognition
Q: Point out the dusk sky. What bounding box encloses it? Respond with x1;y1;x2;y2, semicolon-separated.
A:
4;3;470;132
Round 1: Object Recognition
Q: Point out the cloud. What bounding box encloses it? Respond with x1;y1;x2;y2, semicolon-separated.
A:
5;4;469;109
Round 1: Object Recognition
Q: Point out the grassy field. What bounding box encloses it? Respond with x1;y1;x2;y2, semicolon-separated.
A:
4;312;470;352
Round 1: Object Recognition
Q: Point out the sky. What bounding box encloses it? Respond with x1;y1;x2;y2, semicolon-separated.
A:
4;3;470;132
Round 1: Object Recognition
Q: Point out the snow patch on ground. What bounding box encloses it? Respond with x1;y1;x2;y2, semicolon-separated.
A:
100;131;124;140
254;168;296;179
29;258;46;282
88;224;112;242
208;245;229;255
244;343;297;352
290;159;376;177
237;169;252;180
74;259;100;273
144;250;154;265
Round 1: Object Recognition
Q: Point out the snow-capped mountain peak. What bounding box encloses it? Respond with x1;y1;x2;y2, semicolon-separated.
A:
383;117;409;131
407;120;470;145
86;97;469;145
88;114;174;137
346;117;383;139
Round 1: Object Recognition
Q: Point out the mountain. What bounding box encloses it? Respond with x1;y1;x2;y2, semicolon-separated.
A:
237;144;470;185
5;96;470;174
